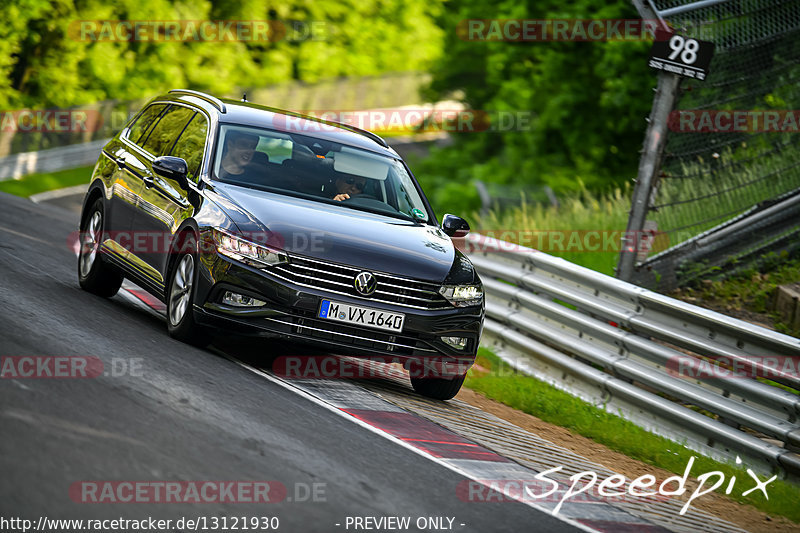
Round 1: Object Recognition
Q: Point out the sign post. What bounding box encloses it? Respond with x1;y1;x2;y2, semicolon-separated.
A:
617;1;716;282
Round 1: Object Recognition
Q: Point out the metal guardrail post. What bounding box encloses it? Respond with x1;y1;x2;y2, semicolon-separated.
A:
617;2;682;281
474;180;492;218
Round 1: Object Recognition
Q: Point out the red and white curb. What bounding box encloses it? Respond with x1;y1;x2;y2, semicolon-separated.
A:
112;279;684;533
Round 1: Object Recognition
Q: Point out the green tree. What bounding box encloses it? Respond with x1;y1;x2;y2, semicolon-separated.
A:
415;0;654;214
0;0;443;109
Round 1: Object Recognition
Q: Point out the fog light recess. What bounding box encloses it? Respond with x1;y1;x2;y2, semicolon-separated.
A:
222;291;266;307
441;336;468;350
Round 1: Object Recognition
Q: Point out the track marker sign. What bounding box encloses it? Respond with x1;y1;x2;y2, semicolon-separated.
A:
648;30;714;80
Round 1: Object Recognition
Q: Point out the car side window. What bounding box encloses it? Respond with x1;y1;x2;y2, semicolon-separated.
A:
169;113;208;183
140;105;195;158
258;137;293;163
126;104;168;145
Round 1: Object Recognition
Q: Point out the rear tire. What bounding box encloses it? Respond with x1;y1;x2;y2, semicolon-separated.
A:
410;374;466;401
78;198;123;297
167;247;211;348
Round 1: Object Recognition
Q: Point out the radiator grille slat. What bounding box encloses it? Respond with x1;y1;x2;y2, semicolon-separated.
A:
272;255;451;311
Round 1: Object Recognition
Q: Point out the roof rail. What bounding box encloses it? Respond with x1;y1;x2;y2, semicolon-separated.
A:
328;120;388;148
169;89;227;113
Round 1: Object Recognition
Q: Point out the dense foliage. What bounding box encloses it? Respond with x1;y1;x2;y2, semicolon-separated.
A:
0;0;443;108
415;0;655;214
3;0;659;214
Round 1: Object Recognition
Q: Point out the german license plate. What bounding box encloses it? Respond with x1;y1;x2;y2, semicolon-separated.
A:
318;299;405;332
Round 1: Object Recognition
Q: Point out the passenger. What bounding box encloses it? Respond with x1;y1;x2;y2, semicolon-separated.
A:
332;175;367;201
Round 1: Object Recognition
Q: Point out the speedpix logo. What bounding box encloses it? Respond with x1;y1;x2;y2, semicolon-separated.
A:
457;456;776;516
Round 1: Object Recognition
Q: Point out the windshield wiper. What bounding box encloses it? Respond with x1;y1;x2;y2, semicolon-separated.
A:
216;178;424;223
320;198;418;222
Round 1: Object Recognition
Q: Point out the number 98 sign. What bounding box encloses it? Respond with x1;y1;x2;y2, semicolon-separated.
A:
648;31;715;80
668;35;700;64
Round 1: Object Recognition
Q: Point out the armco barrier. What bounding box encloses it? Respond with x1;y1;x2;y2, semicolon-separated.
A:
0;139;109;180
0;134;439;181
463;233;800;479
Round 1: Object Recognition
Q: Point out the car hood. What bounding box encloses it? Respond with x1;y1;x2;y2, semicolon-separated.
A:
210;183;456;282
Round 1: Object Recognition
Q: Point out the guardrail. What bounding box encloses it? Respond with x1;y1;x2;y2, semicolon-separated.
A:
474;180;559;217
632;187;800;290
463;233;800;479
0;134;441;181
0;139;109;180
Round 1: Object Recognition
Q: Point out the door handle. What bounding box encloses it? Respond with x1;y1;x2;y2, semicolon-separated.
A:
115;157;127;169
142;174;154;188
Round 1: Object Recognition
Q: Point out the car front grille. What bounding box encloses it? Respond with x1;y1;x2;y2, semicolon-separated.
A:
268;255;452;311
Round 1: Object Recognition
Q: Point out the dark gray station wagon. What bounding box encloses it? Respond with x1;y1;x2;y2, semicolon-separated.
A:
78;89;484;399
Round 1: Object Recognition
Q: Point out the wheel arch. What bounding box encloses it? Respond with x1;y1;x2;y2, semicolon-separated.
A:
79;181;106;230
164;220;202;300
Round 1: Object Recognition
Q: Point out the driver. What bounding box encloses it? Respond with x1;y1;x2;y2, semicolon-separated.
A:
218;131;260;181
332;175;367;202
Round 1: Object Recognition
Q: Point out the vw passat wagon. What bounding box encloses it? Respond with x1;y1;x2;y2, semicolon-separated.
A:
78;90;484;400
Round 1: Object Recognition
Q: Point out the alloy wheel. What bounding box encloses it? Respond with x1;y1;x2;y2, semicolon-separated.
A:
79;211;102;278
169;254;195;326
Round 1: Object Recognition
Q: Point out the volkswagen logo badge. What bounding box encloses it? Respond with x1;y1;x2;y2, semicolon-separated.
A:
354;271;377;296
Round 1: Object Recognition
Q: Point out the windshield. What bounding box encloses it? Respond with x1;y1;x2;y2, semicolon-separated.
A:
212;124;432;223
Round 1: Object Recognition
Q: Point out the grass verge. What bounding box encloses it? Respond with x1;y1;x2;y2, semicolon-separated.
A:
474;187;631;276
672;253;800;337
464;348;800;522
0;166;93;197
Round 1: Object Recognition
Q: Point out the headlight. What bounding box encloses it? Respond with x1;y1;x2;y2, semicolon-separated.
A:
439;284;483;307
211;228;288;267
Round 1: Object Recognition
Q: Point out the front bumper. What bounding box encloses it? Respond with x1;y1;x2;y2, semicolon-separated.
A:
193;251;484;367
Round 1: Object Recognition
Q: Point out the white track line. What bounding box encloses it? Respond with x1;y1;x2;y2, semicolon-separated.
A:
118;284;661;532
222;351;600;533
30;184;88;204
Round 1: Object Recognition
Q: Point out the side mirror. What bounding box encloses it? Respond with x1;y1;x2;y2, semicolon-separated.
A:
441;214;470;237
153;156;189;190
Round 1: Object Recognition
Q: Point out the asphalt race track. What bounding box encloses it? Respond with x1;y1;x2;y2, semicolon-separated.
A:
0;191;752;533
0;191;585;532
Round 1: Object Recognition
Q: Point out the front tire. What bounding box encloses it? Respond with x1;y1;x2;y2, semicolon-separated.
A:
410;374;466;401
167;250;211;347
78;198;123;297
